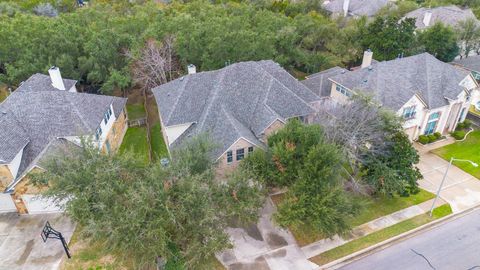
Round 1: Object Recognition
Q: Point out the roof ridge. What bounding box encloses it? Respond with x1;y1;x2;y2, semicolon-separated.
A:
256;62;314;111
222;106;242;137
66;94;94;132
165;76;190;124
197;67;228;130
424;54;432;109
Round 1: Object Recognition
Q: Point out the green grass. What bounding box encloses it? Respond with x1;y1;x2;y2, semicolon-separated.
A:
310;204;453;266
150;122;169;160
272;189;435;246
432;130;480;179
126;103;146;120
119;127;149;164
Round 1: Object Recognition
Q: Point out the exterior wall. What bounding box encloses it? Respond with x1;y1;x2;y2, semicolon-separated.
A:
11;167;47;214
329;82;351;104
216;138;256;173
397;95;428;141
0;165;13;190
102;108;128;154
261;119;285;142
68;85;77;93
164;123;193;146
7;148;24;181
97;104;116;149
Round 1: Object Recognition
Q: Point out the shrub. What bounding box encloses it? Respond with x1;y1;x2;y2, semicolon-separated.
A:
418;135;429;144
451;130;466;140
456;122;465;130
434;132;442;139
427;134;437;142
463;119;472;129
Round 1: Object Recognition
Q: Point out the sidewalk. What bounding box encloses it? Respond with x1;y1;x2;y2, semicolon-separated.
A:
300;198;446;259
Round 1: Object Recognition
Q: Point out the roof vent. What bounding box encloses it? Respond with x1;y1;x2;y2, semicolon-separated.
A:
368;65;373;71
179;76;184;81
363;79;368;83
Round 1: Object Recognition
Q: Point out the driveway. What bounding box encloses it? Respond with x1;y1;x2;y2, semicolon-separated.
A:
416;140;480;212
0;213;75;270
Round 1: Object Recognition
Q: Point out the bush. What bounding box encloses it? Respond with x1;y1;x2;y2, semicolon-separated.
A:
434;132;442;139
463;119;472;129
427;134;437;143
451;130;466;140
418;135;429;144
456;122;465;130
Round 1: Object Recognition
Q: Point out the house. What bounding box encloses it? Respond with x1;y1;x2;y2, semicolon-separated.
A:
404;6;479;30
452;55;480;105
0;67;128;214
323;51;477;141
323;0;391;18
302;67;348;98
152;61;320;171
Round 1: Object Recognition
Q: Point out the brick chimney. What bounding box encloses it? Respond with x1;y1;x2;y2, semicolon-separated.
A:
187;64;196;75
423;10;432;27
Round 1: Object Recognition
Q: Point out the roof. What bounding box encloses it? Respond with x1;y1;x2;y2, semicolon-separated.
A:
0;73;126;180
452;55;480;73
323;0;390;17
404;6;478;30
330;53;471;110
153;60;319;159
17;73;77;93
302;67;348;97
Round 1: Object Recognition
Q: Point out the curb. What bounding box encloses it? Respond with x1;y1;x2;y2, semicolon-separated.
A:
318;204;480;270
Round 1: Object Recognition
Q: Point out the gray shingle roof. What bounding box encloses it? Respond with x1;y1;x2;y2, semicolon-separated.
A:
0;73;126;180
452;55;480;73
330;53;471;110
404;6;479;30
17;73;77;93
323;0;390;17
153;60;319;159
0;112;29;164
302;67;348;97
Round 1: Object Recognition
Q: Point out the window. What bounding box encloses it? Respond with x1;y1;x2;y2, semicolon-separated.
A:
236;148;245;161
424;112;441;135
459;108;466;122
227;151;233;163
104;108;113;125
336;84;352;97
95;127;102;140
402;106;416;119
248;146;254;153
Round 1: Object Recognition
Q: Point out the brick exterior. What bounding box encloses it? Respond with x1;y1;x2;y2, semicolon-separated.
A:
262;119;285;141
0;165;13;190
216;138;256;174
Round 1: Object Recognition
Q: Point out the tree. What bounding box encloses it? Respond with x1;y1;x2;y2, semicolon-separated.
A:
418;22;459;62
127;36;181;91
360;15;416;61
456;18;480;57
31;136;264;269
242;120;359;236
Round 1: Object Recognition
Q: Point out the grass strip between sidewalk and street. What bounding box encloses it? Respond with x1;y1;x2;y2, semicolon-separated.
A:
309;204;453;266
271;189;435;247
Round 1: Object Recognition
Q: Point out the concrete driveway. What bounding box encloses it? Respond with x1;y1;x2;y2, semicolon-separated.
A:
0;213;75;270
416;140;480;212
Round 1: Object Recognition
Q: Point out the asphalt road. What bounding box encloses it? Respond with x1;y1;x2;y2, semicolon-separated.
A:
339;208;480;270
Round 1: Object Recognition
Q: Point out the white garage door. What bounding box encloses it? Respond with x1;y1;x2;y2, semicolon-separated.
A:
0;193;17;213
22;195;64;214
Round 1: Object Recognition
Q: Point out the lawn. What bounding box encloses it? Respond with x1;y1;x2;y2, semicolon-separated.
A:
150;122;169;160
309;204;452;266
126;103;146;120
119;127;150;164
271;189;435;246
432;130;480;179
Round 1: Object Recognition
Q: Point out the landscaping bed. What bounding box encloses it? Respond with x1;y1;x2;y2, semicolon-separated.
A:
450;119;473;140
271;189;435;247
432;130;480;179
417;132;444;145
309;204;452;266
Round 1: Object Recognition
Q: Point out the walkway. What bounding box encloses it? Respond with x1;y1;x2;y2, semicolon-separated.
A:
415;139;480;212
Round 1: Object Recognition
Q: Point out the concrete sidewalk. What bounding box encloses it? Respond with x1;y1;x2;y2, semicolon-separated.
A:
415;141;480;212
301;198;445;259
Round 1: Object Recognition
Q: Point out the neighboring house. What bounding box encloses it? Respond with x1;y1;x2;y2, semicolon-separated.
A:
404;6;479;30
327;52;477;141
302;67;348;98
323;0;391;17
452;55;480;104
0;67;128;214
152;61;320;171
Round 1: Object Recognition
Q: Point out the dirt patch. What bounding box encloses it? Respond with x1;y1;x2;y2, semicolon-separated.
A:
266;232;288;249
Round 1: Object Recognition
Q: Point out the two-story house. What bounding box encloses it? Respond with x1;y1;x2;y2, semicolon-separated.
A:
152;60;320;172
0;67;128;214
304;52;478;141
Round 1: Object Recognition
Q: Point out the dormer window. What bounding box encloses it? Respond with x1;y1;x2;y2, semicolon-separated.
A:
336;84;352;97
403;106;416;119
104;107;112;125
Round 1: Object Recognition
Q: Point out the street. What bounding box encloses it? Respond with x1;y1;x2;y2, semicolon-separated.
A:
338;208;480;270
